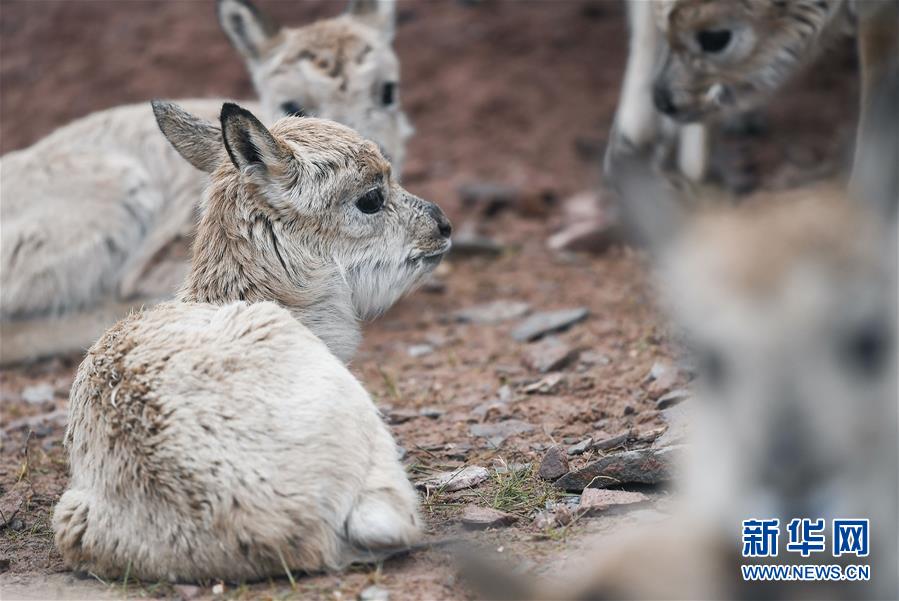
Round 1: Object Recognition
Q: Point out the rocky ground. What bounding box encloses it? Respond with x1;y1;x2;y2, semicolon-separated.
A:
0;1;858;599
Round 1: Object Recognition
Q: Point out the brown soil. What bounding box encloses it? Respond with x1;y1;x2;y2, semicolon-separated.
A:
0;1;858;599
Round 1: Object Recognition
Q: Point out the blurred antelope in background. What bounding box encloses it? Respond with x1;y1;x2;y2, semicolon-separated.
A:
608;0;898;189
0;0;410;365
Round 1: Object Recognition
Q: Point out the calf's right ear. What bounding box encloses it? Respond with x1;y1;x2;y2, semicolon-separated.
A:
152;100;223;173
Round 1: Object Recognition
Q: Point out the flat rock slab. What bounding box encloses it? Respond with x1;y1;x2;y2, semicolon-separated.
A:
512;308;588;342
577;488;649;516
459;505;519;530
417;466;490;493
470;419;535;447
554;446;681;492
522;337;580;373
455;300;531;325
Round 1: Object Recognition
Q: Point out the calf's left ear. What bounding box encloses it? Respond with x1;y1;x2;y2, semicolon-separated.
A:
220;102;292;174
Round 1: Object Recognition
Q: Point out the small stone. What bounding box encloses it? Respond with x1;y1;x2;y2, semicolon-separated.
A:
459;505;519;530
645;361;673;383
21;383;54;405
469;420;535;447
9;517;25;531
522;337;580;373
212;583;225;596
450;226;505;258
445;442;473;460
417;466;489;493
538;445;569;480
497;384;513;402
455;300;531;325
521;373;566;395
386;409;418;424
511;308;589;342
567;437;593;456
657;388;691;409
532;505;573;529
359;585;389;601
577;488;649;516
647;368;679;400
458;181;519;217
579;350;611;366
592;432;635;451
0;483;28;527
547;219;619;254
554;446;682;492
623;405;635;416
174;585;202;600
419;406;444;419
470;401;510;422
407;344;434;358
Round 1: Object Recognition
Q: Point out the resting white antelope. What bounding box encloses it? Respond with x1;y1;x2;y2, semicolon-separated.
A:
52;101;451;582
0;0;410;365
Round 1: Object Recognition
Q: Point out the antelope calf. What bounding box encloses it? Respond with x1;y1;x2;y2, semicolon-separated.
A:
52;101;451;582
0;0;410;364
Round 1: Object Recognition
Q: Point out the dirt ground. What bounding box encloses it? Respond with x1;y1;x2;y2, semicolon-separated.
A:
0;1;859;599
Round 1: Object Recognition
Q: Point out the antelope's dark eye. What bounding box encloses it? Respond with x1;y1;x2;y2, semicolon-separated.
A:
696;29;732;53
281;101;305;117
843;322;890;377
381;82;396;106
355;188;385;214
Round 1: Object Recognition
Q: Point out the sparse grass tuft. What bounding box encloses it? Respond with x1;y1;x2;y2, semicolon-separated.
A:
479;461;558;517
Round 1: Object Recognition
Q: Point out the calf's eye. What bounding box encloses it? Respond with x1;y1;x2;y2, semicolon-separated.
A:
355;188;385;214
381;82;396;106
281;101;305;117
696;29;732;53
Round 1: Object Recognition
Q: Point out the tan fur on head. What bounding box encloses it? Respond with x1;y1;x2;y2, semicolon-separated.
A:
218;0;411;172
52;102;449;583
152;101;451;361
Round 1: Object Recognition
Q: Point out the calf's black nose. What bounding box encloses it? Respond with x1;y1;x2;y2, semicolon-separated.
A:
426;202;452;238
653;83;678;116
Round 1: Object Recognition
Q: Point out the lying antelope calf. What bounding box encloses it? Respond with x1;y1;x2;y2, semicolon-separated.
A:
52;102;451;582
0;0;410;365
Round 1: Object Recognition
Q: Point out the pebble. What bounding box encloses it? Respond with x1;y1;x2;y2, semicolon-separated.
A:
455;300;531;325
554;446;682;492
359;585;390;601
521;373;566;395
407;344;434;358
577;488;649;516
212;583;225;596
21;383;54;405
547;219;619;254
567;437;593;456
522;337;580;373
657;388;691;409
419;406;444;419
511;307;589;342
459;505;519;530
450;229;505;258
647;368;679;400
386;409;418;424
417;466;489;493
532;505;574;529
469;420;535;447
458;181;519;217
592;432;635;451
537;445;569;480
